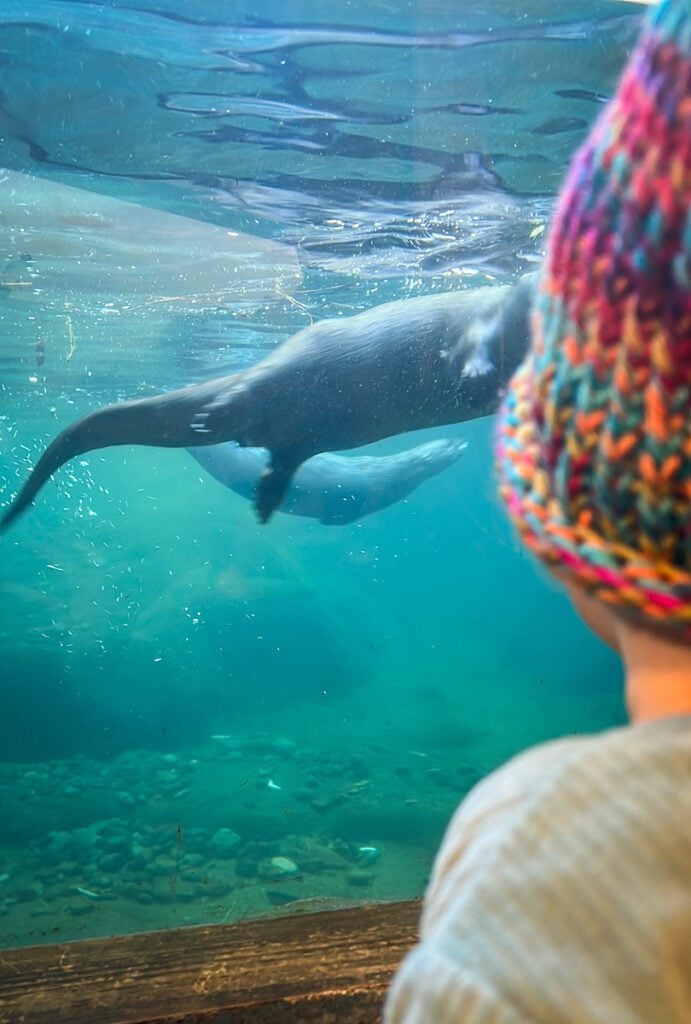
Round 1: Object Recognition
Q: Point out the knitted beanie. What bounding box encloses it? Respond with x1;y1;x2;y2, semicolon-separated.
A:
496;0;691;633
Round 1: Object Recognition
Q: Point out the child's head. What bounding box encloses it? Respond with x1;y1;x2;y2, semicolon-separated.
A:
495;0;691;709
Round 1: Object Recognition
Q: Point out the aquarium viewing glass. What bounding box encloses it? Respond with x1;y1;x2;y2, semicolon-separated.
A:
0;0;644;950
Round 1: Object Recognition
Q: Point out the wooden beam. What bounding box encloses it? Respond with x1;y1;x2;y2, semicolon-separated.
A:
0;899;420;1024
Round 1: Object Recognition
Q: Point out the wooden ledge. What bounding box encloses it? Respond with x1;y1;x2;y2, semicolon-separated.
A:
0;899;420;1024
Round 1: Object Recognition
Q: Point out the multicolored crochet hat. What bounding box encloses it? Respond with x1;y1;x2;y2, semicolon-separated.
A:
496;0;691;633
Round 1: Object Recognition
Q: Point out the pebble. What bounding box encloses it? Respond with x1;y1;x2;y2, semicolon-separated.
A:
201;880;228;899
123;883;148;900
181;852;205;867
271;737;297;758
14;884;43;901
99;852;126;873
346;870;374;887
235;856;257;878
210;828;241;855
146;856;178;878
131;842;154;864
67;903;93;917
309;794;346;813
258;856;299;880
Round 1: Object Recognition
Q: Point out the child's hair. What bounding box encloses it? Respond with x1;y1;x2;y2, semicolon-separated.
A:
496;0;691;638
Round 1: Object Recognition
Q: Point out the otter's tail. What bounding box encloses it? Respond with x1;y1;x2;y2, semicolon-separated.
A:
1;375;243;530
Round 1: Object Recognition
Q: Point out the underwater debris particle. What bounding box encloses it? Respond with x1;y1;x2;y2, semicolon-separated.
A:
64;315;76;360
75;886;102;900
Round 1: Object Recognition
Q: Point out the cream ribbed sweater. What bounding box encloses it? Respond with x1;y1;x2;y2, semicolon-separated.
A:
385;717;691;1023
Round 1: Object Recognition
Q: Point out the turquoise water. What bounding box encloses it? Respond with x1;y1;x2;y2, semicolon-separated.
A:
0;0;638;948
